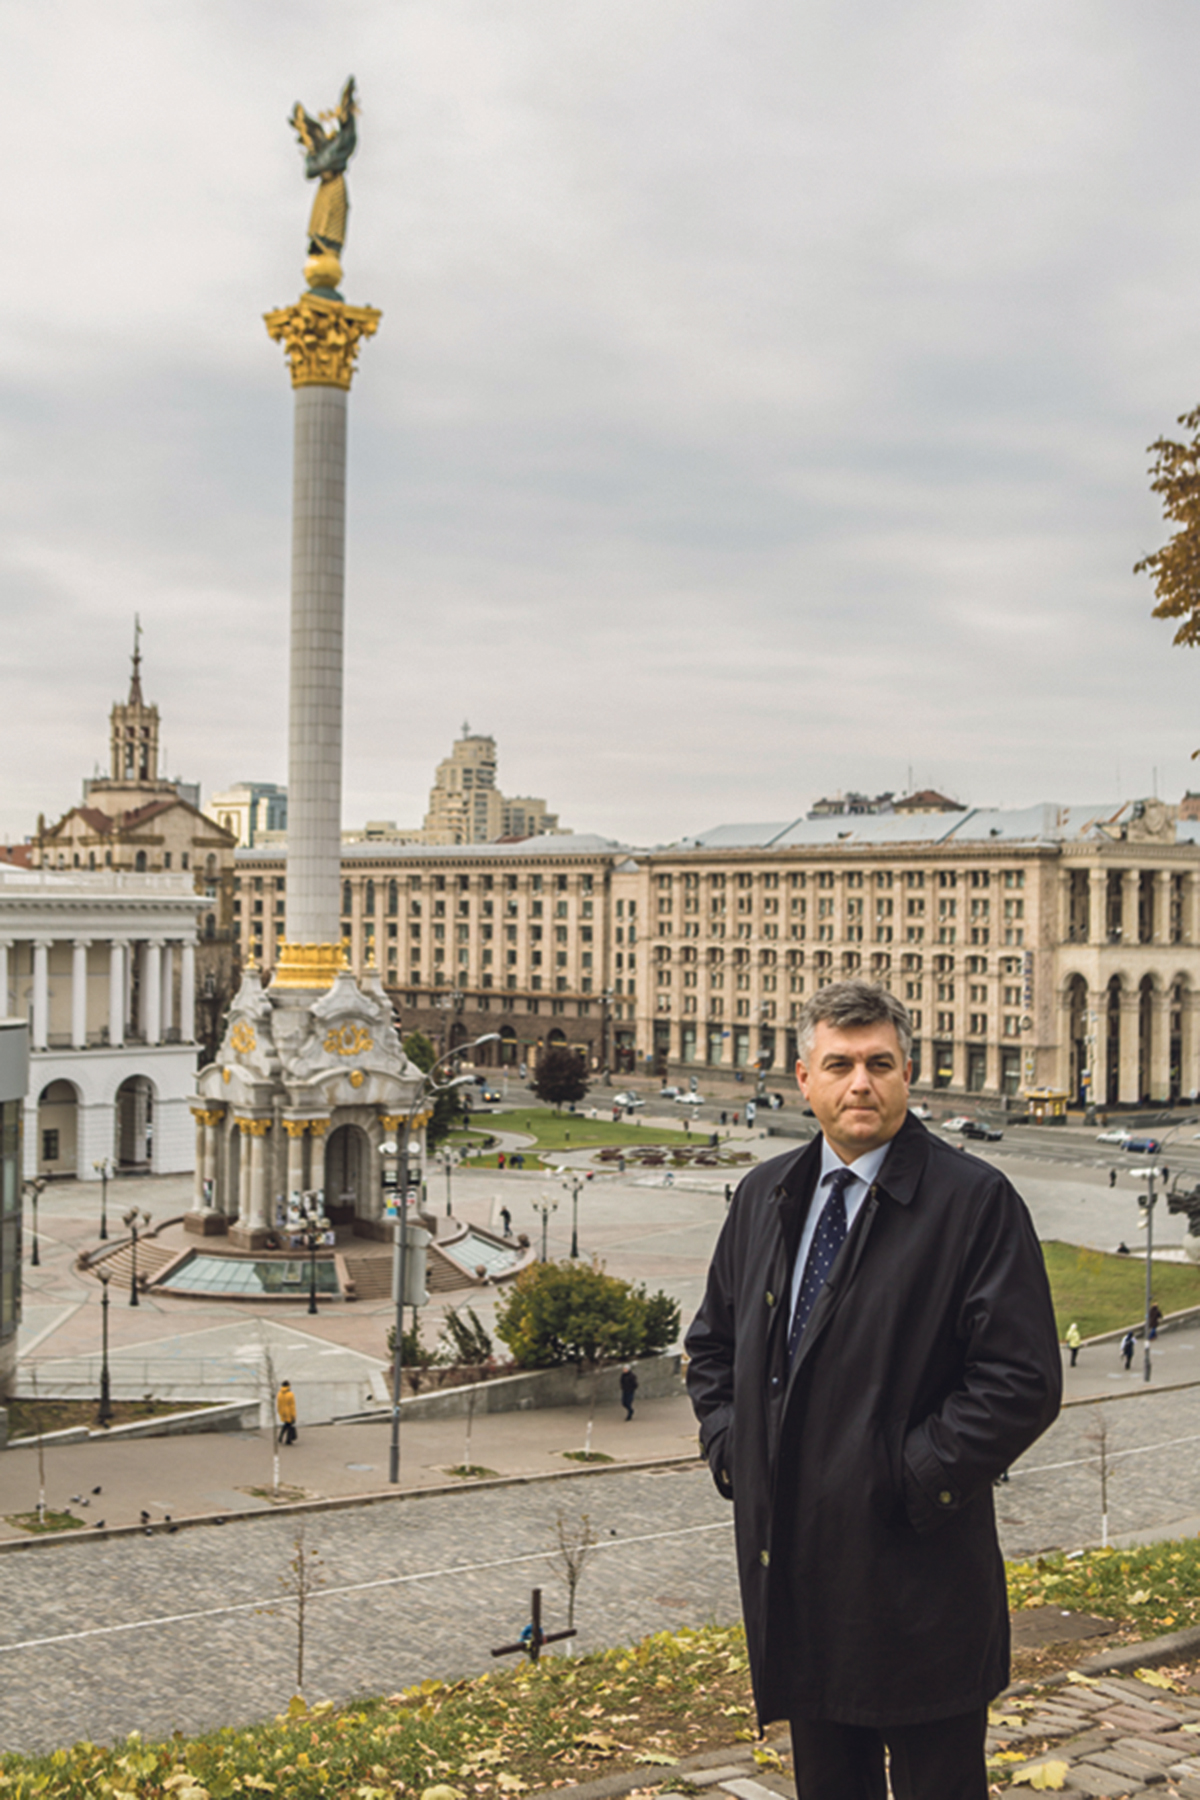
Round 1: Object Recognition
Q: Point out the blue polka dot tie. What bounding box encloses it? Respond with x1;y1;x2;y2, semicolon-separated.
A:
787;1167;853;1368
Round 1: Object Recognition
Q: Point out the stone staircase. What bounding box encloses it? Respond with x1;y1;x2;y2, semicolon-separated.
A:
90;1238;178;1291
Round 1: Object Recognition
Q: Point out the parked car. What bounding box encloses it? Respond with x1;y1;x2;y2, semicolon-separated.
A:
659;1086;682;1101
1123;1136;1162;1154
613;1091;644;1109
1096;1128;1131;1144
961;1121;1003;1142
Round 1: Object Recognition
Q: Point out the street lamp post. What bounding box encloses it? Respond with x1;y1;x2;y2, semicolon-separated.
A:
24;1178;46;1267
1131;1164;1164;1383
122;1207;150;1306
97;1268;113;1426
93;1158;112;1240
558;1169;589;1259
388;1029;501;1486
532;1194;558;1262
441;1147;456;1217
297;1190;330;1315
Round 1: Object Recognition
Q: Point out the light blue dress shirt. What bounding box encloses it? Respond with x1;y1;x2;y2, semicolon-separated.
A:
788;1138;891;1332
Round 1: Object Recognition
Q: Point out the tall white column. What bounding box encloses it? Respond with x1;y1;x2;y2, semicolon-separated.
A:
0;940;10;1016
72;939;90;1049
144;941;162;1046
286;384;348;946
31;939;50;1050
161;942;175;1037
108;941;125;1047
180;941;196;1042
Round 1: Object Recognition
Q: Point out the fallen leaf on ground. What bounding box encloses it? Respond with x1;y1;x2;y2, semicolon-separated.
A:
1010;1761;1070;1790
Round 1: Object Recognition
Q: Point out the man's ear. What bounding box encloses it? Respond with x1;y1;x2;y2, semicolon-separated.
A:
795;1057;809;1098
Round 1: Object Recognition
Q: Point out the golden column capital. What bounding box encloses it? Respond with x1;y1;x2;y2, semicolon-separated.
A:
235;1116;273;1137
191;1107;224;1127
280;1120;309;1139
263;294;381;391
307;1118;332;1137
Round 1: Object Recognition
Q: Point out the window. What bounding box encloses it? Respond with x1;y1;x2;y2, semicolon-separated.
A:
42;1128;59;1162
968;1013;987;1036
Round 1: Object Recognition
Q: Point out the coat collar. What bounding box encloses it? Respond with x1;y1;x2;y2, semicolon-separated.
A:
768;1111;931;1220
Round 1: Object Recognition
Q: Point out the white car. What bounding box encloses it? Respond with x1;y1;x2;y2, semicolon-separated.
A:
1096;1128;1131;1144
612;1091;644;1109
909;1103;932;1120
941;1116;973;1134
676;1092;705;1106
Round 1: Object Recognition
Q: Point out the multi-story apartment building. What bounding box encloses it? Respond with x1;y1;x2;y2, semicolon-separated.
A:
229;798;1200;1105
233;835;633;1071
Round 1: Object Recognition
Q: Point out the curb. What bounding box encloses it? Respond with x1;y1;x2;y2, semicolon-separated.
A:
0;1449;706;1553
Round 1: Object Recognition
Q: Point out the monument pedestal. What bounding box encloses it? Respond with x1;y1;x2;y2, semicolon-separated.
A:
228;1222;275;1251
184;1211;229;1237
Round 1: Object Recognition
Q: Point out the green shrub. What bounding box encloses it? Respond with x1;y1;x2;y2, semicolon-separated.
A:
494;1260;680;1368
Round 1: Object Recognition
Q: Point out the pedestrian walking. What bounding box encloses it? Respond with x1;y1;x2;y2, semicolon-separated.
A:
276;1380;297;1445
1149;1301;1163;1340
1066;1321;1082;1367
724;1182;733;1207
500;1204;512;1237
1121;1329;1136;1371
1109;1168;1117;1188
498;1152;506;1170
620;1364;638;1420
687;980;1060;1800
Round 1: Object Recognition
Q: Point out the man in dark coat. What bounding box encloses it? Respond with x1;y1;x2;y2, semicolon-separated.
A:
686;980;1061;1800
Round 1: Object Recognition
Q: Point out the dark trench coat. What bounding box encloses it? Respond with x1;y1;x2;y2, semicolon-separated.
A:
685;1115;1062;1728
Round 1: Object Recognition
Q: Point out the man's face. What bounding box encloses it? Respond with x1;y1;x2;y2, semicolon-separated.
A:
796;1019;911;1163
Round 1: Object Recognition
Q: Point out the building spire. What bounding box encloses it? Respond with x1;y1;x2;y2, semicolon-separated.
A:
129;614;144;706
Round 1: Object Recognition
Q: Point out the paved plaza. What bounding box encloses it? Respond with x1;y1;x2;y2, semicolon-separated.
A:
5;1120;1200;1756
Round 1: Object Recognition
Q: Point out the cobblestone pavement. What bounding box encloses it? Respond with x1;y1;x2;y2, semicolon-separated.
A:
989;1667;1200;1797
3;1379;1200;1758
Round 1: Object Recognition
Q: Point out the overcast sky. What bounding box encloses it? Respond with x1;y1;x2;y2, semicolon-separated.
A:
5;1;1200;847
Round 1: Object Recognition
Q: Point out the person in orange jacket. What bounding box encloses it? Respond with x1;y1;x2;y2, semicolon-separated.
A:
276;1379;297;1445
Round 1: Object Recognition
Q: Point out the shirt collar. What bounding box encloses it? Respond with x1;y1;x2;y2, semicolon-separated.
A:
818;1137;891;1192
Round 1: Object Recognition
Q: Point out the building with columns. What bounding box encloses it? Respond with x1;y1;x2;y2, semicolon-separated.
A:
229;798;1200;1105
0;864;204;1178
29;639;239;1067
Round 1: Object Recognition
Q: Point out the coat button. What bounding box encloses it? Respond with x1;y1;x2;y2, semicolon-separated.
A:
760;1549;770;1567
938;1490;953;1505
766;1291;775;1307
770;1375;781;1391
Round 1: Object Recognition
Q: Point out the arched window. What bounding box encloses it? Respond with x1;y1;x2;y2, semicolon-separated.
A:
388;880;398;916
88;852;96;871
365;879;376;915
135;850;147;873
342;881;353;916
205;854;216;878
205;913;216;941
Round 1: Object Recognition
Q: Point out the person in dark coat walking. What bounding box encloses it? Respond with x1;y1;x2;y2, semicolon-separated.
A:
619;1364;638;1420
686;980;1061;1800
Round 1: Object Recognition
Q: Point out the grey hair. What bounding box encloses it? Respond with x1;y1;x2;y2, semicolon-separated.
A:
795;978;913;1066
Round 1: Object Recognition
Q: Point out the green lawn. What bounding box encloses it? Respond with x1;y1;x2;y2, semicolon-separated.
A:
448;1109;700;1170
1042;1239;1200;1339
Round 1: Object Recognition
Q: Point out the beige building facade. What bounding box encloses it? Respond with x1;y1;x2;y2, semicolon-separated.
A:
230;799;1200;1105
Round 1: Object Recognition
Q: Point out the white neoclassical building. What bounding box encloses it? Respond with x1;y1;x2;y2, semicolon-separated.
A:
0;865;204;1179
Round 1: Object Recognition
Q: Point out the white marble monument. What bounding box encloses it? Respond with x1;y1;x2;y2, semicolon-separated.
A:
192;77;422;1247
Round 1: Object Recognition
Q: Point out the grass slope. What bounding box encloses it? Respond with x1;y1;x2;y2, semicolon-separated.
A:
1042;1240;1200;1338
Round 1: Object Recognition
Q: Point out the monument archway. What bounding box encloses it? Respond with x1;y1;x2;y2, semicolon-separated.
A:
324;1122;371;1220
